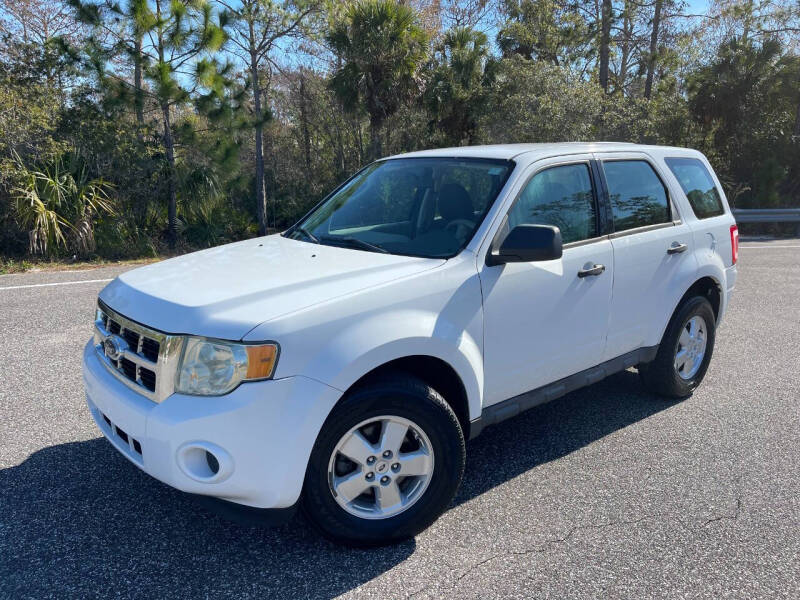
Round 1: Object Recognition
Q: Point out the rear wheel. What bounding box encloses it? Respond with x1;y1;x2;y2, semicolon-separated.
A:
302;374;465;546
639;296;716;398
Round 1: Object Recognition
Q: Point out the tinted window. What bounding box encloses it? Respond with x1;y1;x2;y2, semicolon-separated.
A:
329;166;418;229
508;163;597;244
603;160;670;232
665;157;724;219
289;158;513;258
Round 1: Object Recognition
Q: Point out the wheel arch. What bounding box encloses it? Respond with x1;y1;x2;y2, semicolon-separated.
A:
656;275;723;345
313;316;485;432
678;276;722;321
343;355;473;439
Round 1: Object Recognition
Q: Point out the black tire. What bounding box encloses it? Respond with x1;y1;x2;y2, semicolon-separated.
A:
301;374;465;546
639;295;716;398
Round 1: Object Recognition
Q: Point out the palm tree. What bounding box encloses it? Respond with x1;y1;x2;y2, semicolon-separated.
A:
424;27;491;145
327;0;428;159
12;152;115;256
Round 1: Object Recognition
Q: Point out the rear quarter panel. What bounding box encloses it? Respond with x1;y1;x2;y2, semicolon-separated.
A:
650;149;737;333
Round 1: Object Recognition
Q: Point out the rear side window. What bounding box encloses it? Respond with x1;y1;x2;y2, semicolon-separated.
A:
664;157;724;219
509;163;598;244
603;160;670;232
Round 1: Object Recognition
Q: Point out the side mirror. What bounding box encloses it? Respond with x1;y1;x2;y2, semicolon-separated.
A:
487;224;563;266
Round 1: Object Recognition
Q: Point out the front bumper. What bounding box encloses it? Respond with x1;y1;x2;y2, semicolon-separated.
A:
83;340;342;509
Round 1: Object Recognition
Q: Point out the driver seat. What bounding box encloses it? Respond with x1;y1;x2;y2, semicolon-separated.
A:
438;183;474;225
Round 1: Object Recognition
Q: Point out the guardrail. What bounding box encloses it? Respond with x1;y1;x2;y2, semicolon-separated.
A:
732;208;800;223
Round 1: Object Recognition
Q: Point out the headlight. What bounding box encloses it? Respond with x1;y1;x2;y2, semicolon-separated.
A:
175;337;279;396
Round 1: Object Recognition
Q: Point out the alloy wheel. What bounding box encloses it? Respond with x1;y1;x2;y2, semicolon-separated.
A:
327;415;434;519
674;315;708;380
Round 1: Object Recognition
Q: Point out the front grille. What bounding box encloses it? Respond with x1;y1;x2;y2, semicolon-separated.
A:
139;368;156;392
141;337;160;362
122;329;140;351
120;356;137;380
93;302;182;403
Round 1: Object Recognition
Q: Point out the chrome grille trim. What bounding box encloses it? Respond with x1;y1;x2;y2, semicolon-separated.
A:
94;301;183;403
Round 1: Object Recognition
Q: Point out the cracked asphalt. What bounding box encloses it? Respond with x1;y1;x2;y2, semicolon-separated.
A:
1;240;798;599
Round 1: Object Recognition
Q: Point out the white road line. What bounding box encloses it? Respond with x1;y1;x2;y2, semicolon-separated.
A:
0;278;112;291
0;245;796;290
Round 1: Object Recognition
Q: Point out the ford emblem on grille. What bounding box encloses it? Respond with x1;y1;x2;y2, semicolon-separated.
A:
104;335;128;361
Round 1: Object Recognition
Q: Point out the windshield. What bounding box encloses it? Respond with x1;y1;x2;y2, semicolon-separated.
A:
285;158;514;258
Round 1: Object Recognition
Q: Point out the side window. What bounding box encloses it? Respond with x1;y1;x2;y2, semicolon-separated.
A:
603;160;670;232
508;163;597;244
664;157;724;219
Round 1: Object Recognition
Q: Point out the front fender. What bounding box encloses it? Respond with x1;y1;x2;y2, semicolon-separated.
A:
325;322;484;423
244;260;486;422
282;308;484;423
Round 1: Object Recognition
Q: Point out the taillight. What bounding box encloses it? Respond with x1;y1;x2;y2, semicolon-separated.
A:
730;224;739;265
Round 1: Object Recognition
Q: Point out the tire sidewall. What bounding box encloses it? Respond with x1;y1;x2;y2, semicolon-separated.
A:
302;378;465;546
664;296;717;395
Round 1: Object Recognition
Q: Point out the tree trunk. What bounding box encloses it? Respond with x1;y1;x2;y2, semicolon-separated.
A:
794;69;800;137
153;0;177;246
134;35;144;128
368;116;382;161
599;0;612;93
794;96;800;138
334;105;346;179
299;71;312;174
618;2;632;91
353;115;364;164
161;102;178;248
644;0;663;100
250;51;268;236
742;0;754;42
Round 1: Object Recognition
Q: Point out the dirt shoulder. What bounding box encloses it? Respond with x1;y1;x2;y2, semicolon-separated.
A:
0;256;163;275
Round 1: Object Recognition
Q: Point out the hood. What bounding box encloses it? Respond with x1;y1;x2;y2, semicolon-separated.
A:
99;234;444;340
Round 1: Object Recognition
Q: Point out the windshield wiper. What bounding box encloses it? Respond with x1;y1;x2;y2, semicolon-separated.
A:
320;235;389;254
294;226;319;243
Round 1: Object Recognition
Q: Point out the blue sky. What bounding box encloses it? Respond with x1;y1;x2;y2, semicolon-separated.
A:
685;0;711;13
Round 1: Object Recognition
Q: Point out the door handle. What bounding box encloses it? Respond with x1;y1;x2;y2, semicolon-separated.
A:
578;263;605;278
667;242;688;254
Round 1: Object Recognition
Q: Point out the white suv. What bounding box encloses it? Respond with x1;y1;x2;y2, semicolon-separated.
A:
84;143;738;545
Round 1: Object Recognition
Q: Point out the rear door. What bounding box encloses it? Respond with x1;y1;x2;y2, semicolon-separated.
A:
594;152;698;360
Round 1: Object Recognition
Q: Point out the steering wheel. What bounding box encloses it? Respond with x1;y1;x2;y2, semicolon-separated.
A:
445;219;475;239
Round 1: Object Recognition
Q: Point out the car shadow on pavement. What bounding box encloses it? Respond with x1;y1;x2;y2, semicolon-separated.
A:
0;370;676;599
457;370;679;506
0;439;415;598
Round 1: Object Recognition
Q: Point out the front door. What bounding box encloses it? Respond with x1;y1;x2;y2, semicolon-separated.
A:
480;158;614;406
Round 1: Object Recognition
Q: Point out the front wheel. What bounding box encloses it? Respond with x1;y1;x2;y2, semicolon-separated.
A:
301;374;465;546
639;296;716;398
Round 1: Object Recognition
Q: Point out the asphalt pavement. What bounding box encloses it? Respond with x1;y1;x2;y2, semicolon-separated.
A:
1;240;798;599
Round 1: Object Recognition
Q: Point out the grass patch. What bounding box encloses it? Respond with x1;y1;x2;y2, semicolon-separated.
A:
0;256;163;275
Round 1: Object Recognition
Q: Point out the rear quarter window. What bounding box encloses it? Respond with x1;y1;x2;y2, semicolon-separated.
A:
664;157;725;219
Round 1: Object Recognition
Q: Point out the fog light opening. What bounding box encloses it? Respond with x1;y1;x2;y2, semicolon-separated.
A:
177;443;232;483
205;450;220;475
